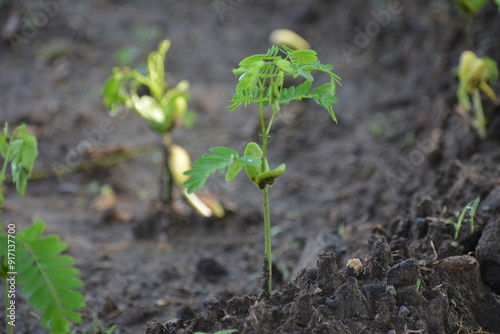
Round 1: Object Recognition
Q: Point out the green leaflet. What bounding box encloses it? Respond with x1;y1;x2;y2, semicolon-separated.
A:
287;49;318;65
225;161;244;181
183;147;239;193
16;220;85;333
225;155;261;182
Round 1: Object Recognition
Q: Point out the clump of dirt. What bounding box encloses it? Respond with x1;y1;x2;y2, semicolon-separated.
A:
146;239;500;334
1;0;500;333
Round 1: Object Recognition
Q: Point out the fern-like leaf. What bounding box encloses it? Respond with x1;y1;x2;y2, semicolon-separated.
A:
183;147;239;193
16;220;85;334
287;49;318;65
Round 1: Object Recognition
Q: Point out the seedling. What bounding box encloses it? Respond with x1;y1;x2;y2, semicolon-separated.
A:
102;40;223;218
445;197;480;239
0;124;85;334
184;46;341;295
194;330;238;334
457;50;498;139
415;279;422;292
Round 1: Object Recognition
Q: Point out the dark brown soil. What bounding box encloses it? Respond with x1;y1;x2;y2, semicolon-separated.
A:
1;0;500;333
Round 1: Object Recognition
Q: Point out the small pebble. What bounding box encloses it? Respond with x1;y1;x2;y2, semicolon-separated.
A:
325;297;335;308
386;285;396;296
398;305;410;318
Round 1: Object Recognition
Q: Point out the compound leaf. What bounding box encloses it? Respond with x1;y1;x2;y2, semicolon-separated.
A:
16;220;85;333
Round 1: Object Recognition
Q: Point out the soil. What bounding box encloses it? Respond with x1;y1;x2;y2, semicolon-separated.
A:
1;1;500;333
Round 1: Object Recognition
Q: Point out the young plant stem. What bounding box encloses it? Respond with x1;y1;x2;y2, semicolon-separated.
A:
258;82;273;295
262;186;272;295
161;134;173;204
472;89;487;139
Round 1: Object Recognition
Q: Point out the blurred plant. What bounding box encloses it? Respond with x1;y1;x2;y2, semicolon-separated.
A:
445;197;480;239
184;45;341;295
457;50;499;139
102;40;223;218
73;316;118;334
0;123;85;334
416;279;422;292
454;0;489;14
194;330;238;334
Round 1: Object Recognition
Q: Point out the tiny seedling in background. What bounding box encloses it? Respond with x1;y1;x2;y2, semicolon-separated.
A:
194;330;238;334
445;197;481;239
102;40;223;218
0;123;86;334
183;45;341;295
457;50;499;139
415;279;422;292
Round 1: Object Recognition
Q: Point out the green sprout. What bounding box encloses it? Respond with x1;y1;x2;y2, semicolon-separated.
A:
0;124;85;334
457;50;499;139
194;330;238;334
183;45;341;295
416;279;422;292
102;40;223;218
445;197;481;240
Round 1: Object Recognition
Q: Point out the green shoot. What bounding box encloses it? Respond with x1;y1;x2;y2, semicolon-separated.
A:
102;40;222;217
457;50;499;139
194;330;238;334
1;123;85;334
0;124;38;206
102;40;194;134
445;197;481;239
184;45;341;295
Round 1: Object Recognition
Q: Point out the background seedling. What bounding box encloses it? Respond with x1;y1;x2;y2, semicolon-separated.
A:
445;197;480;239
457;50;499;139
183;45;341;295
194;330;238;334
102;39;223;218
0;123;85;334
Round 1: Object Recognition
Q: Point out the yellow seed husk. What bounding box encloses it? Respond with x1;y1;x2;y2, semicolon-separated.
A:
181;188;213;218
167;144;192;186
269;29;311;50
198;194;225;218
